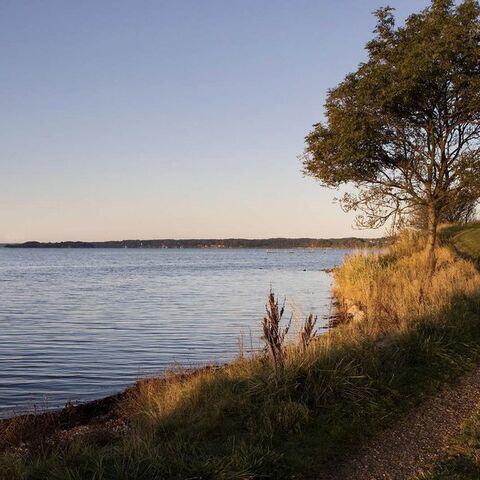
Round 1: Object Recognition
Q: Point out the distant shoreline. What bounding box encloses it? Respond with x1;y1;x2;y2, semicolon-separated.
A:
4;238;384;249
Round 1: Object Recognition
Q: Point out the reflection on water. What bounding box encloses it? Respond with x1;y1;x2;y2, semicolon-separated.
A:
0;248;350;416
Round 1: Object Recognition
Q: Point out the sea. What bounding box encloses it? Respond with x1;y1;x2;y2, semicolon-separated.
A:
0;247;351;417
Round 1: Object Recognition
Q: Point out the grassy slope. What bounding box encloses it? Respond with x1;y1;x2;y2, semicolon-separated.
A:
3;226;480;479
421;224;480;480
441;222;480;259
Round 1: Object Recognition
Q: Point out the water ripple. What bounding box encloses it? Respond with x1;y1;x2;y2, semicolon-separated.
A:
0;248;348;417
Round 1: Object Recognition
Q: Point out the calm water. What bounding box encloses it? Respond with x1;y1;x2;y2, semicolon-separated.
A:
0;248;349;417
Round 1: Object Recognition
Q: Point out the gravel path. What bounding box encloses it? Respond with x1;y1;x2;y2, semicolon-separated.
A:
320;366;480;480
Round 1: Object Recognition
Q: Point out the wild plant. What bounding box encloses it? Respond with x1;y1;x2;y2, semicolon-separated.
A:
261;291;291;370
299;313;318;352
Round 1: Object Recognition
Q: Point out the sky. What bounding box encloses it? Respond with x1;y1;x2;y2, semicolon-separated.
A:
0;0;431;242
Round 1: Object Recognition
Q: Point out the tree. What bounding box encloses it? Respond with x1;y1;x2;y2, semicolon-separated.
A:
302;0;480;267
410;187;478;228
440;190;478;223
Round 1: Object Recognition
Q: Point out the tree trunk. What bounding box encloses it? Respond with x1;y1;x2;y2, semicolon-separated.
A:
425;203;438;273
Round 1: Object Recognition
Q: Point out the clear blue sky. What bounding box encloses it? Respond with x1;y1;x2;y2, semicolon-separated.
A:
0;0;430;242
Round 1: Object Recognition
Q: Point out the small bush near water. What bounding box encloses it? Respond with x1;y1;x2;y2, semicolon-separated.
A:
3;226;480;479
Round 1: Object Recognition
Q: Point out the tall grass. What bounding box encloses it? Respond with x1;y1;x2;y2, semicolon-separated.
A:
3;228;480;479
334;235;480;335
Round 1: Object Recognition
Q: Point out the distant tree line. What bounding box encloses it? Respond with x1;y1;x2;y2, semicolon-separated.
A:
5;238;384;249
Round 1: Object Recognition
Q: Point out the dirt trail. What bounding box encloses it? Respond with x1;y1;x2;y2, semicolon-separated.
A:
320;366;480;480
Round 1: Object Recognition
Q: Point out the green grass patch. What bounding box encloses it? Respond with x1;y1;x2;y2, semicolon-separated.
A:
425;404;480;479
440;222;480;260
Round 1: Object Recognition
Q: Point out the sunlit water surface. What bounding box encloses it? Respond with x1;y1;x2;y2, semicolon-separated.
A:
0;248;350;417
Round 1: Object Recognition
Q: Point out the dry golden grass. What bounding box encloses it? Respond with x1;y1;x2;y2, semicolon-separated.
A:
334;234;480;336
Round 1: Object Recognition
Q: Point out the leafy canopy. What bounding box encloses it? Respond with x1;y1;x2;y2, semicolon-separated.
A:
303;0;480;230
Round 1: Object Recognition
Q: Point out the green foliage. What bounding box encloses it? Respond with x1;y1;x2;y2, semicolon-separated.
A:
302;1;480;233
410;189;478;229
